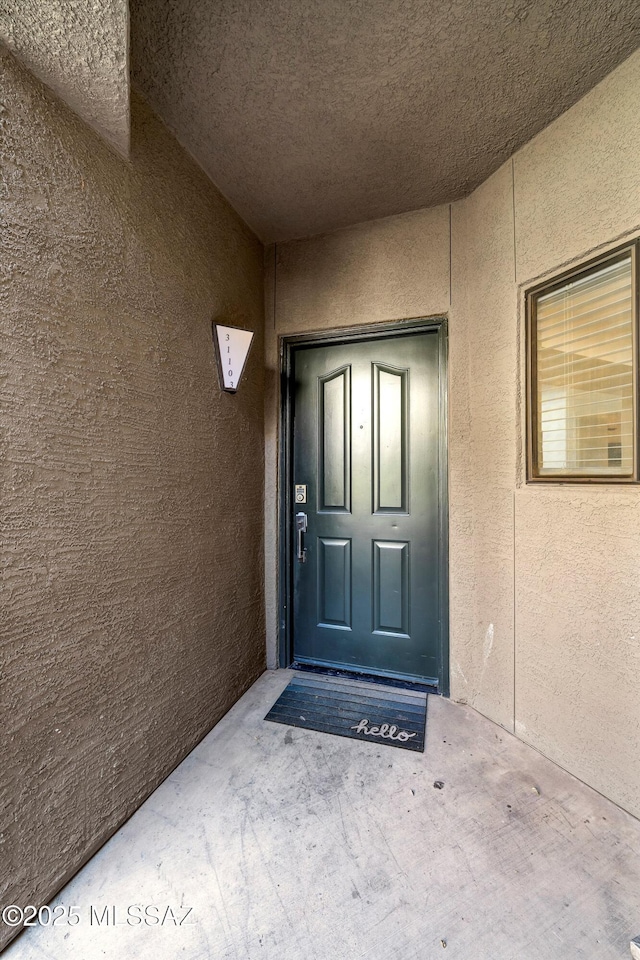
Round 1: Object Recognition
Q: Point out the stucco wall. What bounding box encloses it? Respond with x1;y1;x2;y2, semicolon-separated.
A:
0;0;130;156
510;46;640;819
266;47;640;820
448;162;517;729
1;49;265;948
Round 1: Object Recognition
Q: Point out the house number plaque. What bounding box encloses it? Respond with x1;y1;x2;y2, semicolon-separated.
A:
213;323;255;393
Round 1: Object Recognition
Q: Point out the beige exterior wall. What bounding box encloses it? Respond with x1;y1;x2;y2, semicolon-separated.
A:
0;0;130;156
2;50;265;948
266;48;640;819
449;161;518;729
511;46;640;820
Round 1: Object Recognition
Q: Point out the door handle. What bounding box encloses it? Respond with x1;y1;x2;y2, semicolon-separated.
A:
295;512;308;563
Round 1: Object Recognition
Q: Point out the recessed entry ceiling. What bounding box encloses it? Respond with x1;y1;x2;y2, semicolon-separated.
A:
130;0;640;242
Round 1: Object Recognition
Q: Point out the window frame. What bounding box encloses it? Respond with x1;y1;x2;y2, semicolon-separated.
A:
526;240;640;484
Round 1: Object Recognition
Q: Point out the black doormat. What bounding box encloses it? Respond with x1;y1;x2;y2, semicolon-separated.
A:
265;672;428;752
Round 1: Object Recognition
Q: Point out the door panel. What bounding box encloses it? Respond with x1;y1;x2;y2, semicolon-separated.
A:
317;538;352;629
292;331;442;683
373;540;410;636
319;366;351;512
373;364;408;513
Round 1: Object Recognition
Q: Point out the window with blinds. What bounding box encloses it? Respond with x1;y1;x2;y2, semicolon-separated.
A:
528;244;637;481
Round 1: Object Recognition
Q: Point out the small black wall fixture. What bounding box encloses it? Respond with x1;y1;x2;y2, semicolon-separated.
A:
212;322;255;393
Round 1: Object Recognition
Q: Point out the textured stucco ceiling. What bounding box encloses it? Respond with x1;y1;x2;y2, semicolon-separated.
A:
0;0;130;157
130;0;640;241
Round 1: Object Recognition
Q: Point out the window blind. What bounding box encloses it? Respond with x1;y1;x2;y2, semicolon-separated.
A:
534;253;635;477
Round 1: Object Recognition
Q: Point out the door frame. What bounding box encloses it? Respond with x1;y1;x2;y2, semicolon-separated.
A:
278;317;450;695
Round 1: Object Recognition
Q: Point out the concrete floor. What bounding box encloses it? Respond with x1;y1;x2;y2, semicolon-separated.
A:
5;669;640;960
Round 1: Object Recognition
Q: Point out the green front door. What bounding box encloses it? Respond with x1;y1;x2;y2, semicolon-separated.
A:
291;328;445;685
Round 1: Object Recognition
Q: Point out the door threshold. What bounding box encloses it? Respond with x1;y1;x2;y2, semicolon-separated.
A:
290;661;438;694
